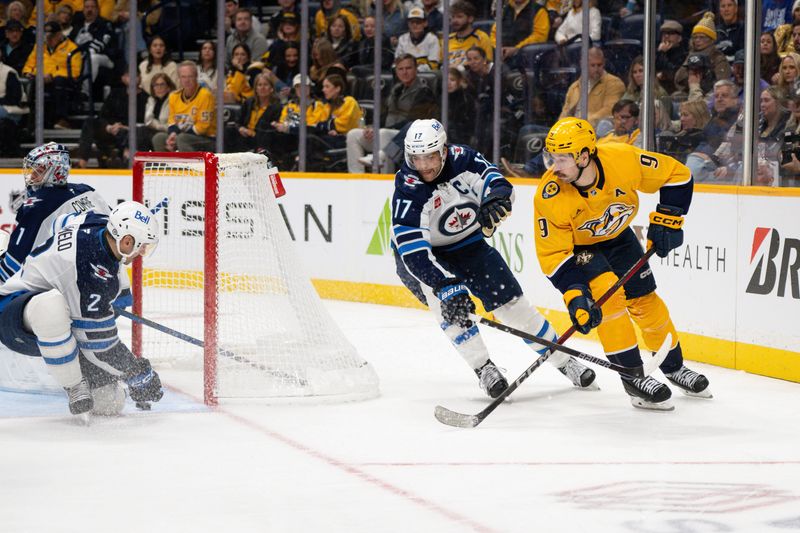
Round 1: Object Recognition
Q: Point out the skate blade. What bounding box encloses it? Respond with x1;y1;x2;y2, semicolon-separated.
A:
679;388;713;399
630;397;675;411
577;381;600;391
72;412;92;426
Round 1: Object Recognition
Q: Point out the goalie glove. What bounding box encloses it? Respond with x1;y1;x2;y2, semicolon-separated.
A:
647;204;684;258
435;279;475;328
123;358;163;403
0;228;9;256
478;193;512;238
563;285;602;335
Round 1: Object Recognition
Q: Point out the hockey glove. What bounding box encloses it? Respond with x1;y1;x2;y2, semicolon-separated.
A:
478;194;513;238
563;285;602;335
123;358;164;403
435;279;475;328
647;204;684;258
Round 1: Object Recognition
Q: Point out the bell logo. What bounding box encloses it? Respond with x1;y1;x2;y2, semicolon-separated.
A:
746;227;800;298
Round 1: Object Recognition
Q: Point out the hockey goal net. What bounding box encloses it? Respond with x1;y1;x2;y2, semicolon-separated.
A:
132;152;379;405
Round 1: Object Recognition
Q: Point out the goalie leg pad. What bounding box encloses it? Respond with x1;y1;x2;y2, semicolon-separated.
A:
23;290;83;388
493;296;568;367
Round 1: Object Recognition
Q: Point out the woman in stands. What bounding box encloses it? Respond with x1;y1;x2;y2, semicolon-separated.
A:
138;72;176;151
622;55;671;116
139;35;177;95
226;72;283;153
326;14;358;68
273;42;300;88
310;38;348;91
446;67;475;146
761;32;781;85
224;43;255;104
775;53;800;100
314;73;362;149
197;40;219;92
354;15;393;72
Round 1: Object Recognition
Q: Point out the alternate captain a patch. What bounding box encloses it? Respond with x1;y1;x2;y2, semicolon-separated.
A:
542;181;560;199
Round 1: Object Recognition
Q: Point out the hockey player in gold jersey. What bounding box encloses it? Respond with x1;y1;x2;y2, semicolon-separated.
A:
533;117;711;410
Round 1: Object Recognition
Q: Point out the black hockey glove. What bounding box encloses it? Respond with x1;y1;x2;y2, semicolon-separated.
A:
563;284;602;335
435;279;475;328
647;204;684;258
478;193;513;238
123;358;164;403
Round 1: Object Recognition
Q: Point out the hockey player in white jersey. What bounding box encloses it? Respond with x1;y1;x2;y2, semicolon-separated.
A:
0;142;112;283
0;201;164;416
391;119;597;398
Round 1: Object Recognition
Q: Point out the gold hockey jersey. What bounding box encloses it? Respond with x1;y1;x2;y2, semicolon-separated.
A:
534;142;692;286
167;86;216;137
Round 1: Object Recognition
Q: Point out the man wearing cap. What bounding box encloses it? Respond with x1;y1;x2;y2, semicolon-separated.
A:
264;12;302;69
673;12;730;96
656;19;687;94
269;74;327;168
0;20;33;75
684;53;715;102
22;21;82;129
268;0;300;40
395;6;441;72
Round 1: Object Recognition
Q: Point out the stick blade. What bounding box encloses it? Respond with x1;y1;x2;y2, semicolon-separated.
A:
434;405;482;428
644;333;672;375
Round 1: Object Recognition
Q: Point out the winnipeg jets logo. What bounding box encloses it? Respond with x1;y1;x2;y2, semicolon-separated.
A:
404;174;422;188
577;203;635;238
90;263;114;281
440;205;477;235
20;196;42;210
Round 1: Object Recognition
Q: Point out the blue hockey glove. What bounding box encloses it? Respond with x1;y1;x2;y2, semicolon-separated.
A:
123;358;163;403
435;279;475;328
478;193;512;238
563;284;602;335
647;204;684;258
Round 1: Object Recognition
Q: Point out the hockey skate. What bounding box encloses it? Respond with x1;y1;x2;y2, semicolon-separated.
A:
65;378;94;415
664;365;712;398
557;356;598;390
476;360;508;399
621;375;673;411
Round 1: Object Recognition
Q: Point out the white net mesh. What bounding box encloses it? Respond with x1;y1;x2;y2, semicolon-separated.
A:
137;153;379;402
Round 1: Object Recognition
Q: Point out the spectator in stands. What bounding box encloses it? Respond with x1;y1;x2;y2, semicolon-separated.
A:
111;0;149;56
310;38;347;88
22;21;81;129
684;53;716;103
197;40;219;92
728;49;769;105
673;13;731;96
264;12;301;70
224;0;262;36
273;42;300;88
327;14;358;68
1;20;33;75
313;73;363;149
422;0;443;35
139;35;178;95
446;67;475;145
69;0;116;90
1;2;33;45
354;15;393;71
55;5;75;38
775;53;800;100
491;0;550;63
759;86;790;144
138;72;175;151
700;79;741;151
657;99;710;164
395;6;440;72
152;61;216;152
596;99;641;146
622;55;670;112
374;0;406;48
779;91;800;187
554;0;601;45
270;74;328;168
315;0;361;42
715;0;743;62
655;19;687;95
761;32;781;84
346;53;437;173
226;72;283;153
0;51;25;156
226;7;268;64
224;43;254;104
267;0;299;40
559;47;626;127
76;71;145;168
446;0;493;69
27;0;82;29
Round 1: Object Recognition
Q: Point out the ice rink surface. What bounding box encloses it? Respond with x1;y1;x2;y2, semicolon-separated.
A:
1;301;799;533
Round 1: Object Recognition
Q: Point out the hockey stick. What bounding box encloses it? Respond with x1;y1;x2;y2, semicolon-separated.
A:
434;247;658;428
468;314;668;378
114;306;308;386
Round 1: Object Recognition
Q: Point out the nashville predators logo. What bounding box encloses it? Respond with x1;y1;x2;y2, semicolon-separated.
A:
577;203;635;238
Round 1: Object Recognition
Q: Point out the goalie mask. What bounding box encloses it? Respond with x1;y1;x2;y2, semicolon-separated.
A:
404;119;447;180
107;201;160;263
23;142;71;190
